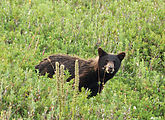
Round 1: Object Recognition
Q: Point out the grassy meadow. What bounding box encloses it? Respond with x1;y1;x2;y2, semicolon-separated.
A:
0;0;165;119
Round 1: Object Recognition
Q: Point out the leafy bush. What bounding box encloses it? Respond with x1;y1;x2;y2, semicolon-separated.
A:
0;0;164;119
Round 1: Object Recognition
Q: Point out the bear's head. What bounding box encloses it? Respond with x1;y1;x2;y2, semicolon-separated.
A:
98;48;125;80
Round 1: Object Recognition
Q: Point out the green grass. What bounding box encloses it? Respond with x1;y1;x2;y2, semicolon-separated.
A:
0;0;164;119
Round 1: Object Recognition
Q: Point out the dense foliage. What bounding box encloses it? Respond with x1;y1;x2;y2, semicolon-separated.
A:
0;0;164;119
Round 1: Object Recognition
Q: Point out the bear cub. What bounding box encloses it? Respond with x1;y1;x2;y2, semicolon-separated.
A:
35;48;125;97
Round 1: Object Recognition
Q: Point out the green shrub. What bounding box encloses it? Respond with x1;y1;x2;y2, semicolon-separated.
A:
0;0;164;119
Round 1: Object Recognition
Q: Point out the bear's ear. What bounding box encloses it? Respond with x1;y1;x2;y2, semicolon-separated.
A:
98;48;108;57
117;52;126;61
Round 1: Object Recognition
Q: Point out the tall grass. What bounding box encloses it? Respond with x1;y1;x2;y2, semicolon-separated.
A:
0;0;164;119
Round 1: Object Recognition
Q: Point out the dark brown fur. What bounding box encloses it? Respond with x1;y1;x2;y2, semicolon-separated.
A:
35;48;125;97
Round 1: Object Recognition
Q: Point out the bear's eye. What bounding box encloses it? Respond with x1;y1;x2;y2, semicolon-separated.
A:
105;59;109;63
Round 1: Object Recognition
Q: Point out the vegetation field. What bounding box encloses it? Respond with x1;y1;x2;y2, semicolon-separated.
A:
0;0;164;119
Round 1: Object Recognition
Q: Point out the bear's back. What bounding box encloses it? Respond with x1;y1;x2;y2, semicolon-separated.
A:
35;54;93;79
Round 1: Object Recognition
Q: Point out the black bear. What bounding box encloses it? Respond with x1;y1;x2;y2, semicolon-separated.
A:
35;48;125;97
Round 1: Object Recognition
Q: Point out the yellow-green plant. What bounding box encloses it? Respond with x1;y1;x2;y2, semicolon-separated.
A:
72;60;79;120
60;64;65;118
55;62;65;119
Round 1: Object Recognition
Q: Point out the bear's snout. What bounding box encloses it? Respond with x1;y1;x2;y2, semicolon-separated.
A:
104;61;114;74
108;66;114;73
